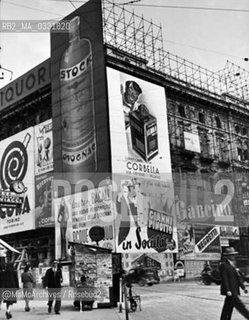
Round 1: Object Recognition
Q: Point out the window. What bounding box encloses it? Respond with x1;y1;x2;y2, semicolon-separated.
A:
215;116;222;129
242;128;248;136
178;105;186;118
237;139;243;161
235;124;240;134
199;112;205;124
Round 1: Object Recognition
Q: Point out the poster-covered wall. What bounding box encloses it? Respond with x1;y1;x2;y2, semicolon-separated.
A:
106;68;176;254
0;128;35;234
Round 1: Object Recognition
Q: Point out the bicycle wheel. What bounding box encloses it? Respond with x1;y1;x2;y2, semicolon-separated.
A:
130;299;137;312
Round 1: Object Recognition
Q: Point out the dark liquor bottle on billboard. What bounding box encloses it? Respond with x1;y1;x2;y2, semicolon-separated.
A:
60;16;96;183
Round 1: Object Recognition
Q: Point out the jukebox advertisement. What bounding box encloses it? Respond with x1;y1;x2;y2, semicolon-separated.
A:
113;174;177;254
107;67;172;180
0;128;35;234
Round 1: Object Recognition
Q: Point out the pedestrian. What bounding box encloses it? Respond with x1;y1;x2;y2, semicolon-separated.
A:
74;275;94;312
44;261;63;315
219;246;249;320
0;265;4;310
2;263;19;319
21;264;36;312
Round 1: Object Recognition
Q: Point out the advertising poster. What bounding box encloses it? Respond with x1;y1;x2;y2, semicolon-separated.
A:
0;128;35;234
219;225;239;241
51;0;110;185
34;119;53;175
177;223;195;259
54;183;115;260
113;174;177;254
35;172;53;228
193;225;221;260
107;67;172;180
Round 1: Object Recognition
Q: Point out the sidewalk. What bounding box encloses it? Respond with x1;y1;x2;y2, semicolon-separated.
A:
0;288;124;320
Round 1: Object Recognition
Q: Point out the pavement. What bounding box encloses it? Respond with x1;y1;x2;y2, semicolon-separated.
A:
0;287;124;320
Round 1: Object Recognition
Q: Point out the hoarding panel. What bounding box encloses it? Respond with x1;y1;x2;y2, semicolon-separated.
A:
113;174;177;254
51;0;110;186
0;128;35;234
107;67;172;179
54;183;115;260
34;119;53;175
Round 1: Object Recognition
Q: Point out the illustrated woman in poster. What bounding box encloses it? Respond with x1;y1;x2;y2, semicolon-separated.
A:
57;198;69;260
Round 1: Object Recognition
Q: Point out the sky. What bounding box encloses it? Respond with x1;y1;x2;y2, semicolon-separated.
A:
0;0;249;88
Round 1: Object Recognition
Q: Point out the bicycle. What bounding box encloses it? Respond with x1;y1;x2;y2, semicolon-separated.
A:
126;284;142;312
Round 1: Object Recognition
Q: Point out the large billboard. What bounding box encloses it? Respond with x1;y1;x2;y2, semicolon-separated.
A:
51;0;110;187
0;128;35;234
107;67;172;179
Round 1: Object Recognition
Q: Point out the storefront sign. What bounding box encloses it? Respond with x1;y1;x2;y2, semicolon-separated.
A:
0;59;50;110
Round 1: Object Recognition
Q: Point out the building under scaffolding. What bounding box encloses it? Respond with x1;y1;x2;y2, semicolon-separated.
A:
102;0;249;105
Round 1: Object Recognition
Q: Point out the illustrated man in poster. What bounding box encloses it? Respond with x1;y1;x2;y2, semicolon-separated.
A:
121;80;142;130
116;179;151;246
132;178;150;238
57;198;69;260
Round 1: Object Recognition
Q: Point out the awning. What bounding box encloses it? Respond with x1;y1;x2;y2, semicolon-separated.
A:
0;239;20;254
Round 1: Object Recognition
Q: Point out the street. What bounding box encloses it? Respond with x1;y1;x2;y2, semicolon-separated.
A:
119;281;249;320
1;282;249;320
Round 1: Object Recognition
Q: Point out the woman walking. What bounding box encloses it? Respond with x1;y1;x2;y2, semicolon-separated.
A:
2;263;19;319
21;264;35;312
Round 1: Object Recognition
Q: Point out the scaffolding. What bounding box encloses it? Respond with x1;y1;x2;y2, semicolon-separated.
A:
102;0;249;105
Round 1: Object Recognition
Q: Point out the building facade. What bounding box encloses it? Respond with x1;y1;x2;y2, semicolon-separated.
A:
0;0;248;280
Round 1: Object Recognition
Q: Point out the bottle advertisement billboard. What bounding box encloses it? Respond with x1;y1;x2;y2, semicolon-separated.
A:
51;0;110;187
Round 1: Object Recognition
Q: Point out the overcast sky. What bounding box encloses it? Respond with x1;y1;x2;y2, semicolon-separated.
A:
0;0;249;88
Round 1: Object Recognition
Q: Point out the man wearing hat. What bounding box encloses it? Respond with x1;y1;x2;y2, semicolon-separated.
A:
220;247;249;319
44;261;63;315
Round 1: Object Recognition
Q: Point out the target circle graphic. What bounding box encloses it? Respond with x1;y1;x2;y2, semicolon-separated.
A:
0;141;28;190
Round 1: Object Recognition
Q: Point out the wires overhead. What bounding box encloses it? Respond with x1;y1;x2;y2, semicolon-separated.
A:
120;3;249;13
67;0;77;9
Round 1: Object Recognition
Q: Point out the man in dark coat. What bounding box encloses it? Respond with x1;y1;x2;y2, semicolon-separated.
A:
219;247;249;320
44;261;63;314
